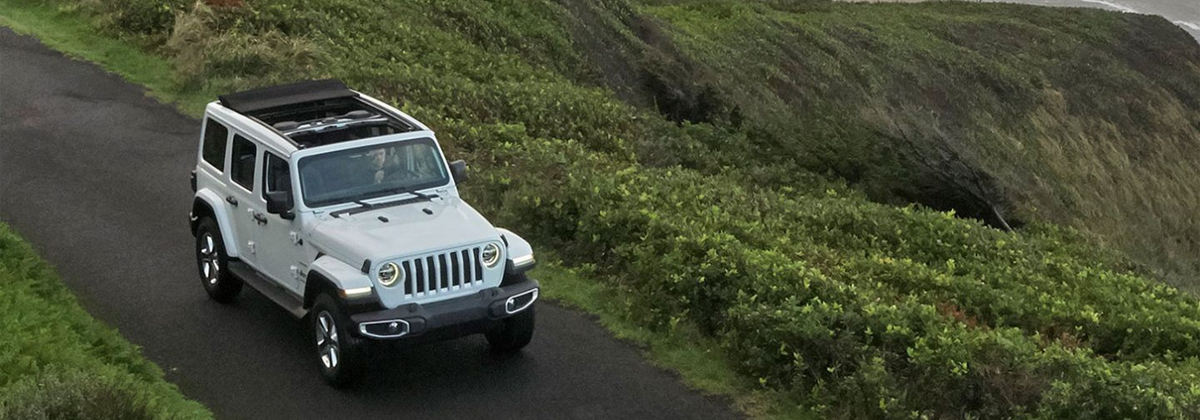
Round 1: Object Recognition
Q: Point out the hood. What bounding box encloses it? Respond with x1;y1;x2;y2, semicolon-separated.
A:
306;196;500;266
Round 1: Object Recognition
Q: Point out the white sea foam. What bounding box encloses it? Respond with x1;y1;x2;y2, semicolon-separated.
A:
1076;0;1198;37
1174;21;1200;31
1078;0;1139;13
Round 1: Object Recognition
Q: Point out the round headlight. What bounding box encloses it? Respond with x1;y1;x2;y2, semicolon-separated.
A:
482;243;502;268
377;262;401;287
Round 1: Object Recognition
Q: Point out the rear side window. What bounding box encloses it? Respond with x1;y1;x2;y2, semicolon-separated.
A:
202;118;229;171
230;135;257;190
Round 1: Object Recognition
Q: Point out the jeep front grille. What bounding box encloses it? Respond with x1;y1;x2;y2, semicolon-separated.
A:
399;246;485;298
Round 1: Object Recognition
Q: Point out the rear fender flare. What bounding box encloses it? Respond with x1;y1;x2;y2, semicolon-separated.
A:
192;189;241;258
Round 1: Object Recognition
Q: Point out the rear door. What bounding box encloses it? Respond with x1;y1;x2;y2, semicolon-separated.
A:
226;134;261;265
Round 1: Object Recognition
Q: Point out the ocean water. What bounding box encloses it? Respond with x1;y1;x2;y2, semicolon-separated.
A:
984;0;1200;42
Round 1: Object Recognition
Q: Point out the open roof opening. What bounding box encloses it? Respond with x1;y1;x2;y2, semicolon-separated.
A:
219;79;417;148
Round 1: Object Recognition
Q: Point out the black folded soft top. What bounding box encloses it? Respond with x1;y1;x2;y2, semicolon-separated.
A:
218;79;357;114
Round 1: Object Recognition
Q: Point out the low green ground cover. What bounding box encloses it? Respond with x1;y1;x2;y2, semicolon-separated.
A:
641;1;1200;287
0;223;212;420
486;142;1200;418
4;0;1200;417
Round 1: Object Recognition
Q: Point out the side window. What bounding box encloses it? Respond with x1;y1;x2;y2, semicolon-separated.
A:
263;153;291;198
230;135;257;191
202;118;229;171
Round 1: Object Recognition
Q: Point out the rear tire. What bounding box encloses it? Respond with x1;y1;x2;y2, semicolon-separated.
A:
486;305;535;353
312;293;366;388
195;218;242;303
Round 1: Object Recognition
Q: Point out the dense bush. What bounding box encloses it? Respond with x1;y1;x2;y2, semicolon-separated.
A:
0;370;156;420
34;0;1200;416
83;0;186;39
475;140;1200;417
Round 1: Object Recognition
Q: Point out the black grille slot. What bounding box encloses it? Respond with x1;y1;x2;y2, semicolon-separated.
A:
414;258;426;294
472;247;483;281
427;255;436;291
462;249;472;283
438;254;450;290
450;252;461;287
402;261;413;295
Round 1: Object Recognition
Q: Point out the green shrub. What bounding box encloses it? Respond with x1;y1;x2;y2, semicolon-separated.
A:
472;140;1200;417
81;0;186;38
0;370;156;420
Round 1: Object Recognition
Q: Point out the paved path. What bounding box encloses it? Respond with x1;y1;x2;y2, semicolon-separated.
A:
0;27;739;420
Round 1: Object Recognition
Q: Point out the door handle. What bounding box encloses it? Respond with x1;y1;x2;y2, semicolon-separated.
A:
253;212;268;225
226;196;239;207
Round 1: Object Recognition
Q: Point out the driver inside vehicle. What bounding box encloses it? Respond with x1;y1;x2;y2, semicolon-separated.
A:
366;147;388;184
368;143;441;184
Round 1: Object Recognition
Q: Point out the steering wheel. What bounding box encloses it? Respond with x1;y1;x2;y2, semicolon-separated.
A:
382;168;421;183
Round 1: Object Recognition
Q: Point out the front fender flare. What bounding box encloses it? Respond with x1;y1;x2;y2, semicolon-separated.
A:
306;255;376;307
497;228;535;274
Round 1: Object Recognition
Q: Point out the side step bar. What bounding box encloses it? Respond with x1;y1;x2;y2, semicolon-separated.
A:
228;261;307;319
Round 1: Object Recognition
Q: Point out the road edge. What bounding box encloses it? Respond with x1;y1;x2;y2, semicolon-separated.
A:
0;222;214;420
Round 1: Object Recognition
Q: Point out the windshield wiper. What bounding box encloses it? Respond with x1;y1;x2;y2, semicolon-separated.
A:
330;200;373;218
387;186;434;200
330;188;435;218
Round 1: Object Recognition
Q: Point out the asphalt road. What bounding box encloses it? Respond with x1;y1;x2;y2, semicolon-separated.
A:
0;28;740;420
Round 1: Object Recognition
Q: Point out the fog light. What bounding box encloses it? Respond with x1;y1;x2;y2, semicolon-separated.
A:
504;288;538;314
359;318;410;338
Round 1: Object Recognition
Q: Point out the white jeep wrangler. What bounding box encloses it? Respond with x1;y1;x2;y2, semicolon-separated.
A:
188;80;538;387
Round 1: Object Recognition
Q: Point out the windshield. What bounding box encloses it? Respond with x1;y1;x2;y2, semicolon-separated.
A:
298;138;449;207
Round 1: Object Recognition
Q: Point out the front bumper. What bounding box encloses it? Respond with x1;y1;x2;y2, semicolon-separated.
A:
349;278;538;340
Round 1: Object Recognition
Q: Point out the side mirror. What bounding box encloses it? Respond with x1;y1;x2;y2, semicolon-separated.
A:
265;191;294;220
449;160;469;184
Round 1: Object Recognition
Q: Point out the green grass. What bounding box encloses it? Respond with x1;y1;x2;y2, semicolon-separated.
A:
6;0;1200;418
0;223;212;419
637;1;1200;287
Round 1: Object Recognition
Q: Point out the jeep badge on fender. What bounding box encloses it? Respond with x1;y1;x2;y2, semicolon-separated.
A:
187;79;538;387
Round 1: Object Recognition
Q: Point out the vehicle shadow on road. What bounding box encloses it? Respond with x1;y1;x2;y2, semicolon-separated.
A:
232;288;543;392
212;287;740;419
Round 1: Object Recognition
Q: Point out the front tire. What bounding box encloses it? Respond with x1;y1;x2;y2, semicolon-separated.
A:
312;293;365;388
486;305;535;353
195;218;242;303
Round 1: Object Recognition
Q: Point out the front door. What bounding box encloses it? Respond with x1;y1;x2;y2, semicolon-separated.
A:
253;152;306;294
